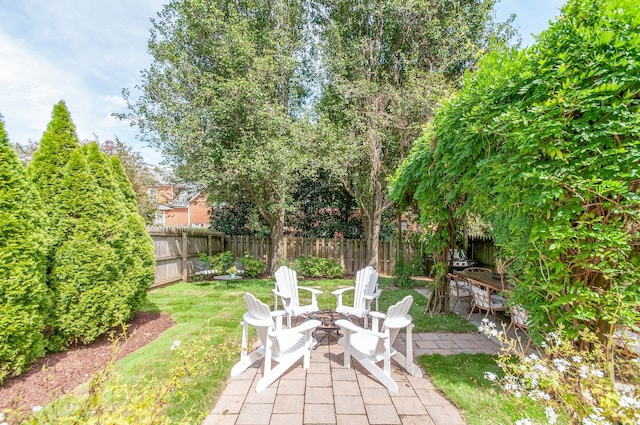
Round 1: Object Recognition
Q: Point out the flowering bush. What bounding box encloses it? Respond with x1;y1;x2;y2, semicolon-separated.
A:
479;319;640;425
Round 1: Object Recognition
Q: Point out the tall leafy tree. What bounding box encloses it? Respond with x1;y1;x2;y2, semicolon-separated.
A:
315;0;513;267
122;0;313;272
0;119;51;382
392;0;640;338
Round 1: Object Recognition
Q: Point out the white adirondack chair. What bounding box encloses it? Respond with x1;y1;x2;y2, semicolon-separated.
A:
336;295;422;393
273;265;322;328
332;266;381;328
230;293;321;392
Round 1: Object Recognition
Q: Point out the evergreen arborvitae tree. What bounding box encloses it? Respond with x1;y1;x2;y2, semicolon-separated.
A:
84;143;154;316
109;155;155;311
49;148;122;348
49;143;155;349
0;118;51;382
109;155;138;213
27;100;79;203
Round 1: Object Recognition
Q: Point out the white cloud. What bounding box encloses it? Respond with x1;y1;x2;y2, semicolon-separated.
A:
0;32;84;142
0;0;165;164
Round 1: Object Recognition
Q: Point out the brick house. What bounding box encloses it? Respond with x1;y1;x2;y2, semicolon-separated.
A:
148;184;211;227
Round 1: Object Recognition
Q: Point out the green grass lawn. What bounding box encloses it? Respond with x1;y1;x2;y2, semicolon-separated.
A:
106;277;537;424
419;353;565;425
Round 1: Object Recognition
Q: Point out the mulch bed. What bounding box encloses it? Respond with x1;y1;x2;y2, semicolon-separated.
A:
0;311;175;419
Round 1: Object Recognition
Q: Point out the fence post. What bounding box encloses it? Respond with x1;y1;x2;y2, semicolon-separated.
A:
181;230;188;282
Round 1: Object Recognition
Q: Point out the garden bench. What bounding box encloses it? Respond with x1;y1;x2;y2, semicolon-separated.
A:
193;261;218;280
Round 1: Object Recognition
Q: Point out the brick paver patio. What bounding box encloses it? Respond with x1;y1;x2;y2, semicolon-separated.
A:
202;306;503;425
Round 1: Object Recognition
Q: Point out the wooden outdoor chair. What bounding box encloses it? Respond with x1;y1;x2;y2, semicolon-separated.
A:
230;293;321;392
333;266;381;328
506;304;532;353
273;265;322;328
467;281;507;320
448;273;471;310
336;295;423;393
462;266;492;273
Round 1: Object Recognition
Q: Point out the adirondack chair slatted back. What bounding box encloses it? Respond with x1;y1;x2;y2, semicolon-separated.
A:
353;266;378;311
275;266;300;308
243;293;282;355
380;295;413;351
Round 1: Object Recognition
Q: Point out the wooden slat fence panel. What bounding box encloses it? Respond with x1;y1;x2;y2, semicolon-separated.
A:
148;227;225;287
148;228;420;286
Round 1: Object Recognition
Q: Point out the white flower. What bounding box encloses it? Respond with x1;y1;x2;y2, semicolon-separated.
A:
525;353;539;363
32;405;43;412
582;389;594;403
579;365;590;378
581;412;610;425
171;340;181;351
545;406;557;424
484;371;498;381
590;368;604;378
571;355;583;363
553;358;571;373
515;418;534;425
619;394;640;409
478;319;499;337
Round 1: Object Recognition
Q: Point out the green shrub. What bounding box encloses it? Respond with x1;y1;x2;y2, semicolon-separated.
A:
238;254;266;277
203;251;234;274
393;257;415;289
292;256;344;278
0;120;52;383
47;144;154;349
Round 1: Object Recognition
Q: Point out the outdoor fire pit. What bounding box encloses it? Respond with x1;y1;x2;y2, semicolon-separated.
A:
305;309;349;348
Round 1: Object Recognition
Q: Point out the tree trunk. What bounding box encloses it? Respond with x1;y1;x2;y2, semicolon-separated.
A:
268;211;285;274
362;210;381;269
426;272;451;314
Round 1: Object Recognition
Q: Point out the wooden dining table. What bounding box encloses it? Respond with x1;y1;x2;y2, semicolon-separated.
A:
454;270;510;293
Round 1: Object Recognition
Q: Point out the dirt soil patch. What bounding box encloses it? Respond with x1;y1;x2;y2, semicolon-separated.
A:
0;311;175;417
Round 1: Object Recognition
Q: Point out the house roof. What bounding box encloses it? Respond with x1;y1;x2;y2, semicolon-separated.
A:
170;187;205;207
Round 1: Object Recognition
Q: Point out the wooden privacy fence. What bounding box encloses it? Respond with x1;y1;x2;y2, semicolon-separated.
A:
147;227;414;286
148;226;226;287
227;236;401;276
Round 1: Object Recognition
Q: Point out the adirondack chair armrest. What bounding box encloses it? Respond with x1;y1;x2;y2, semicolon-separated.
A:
369;311;387;330
243;312;274;328
332;287;354;307
336;319;388;340
332;287;354;296
272;289;291;301
298;286;322;303
271;310;286;330
270;319;321;337
369;311;386;320
383;315;413;330
298;286;322;295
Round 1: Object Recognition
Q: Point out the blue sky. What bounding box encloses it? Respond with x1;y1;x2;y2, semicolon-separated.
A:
0;0;566;166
